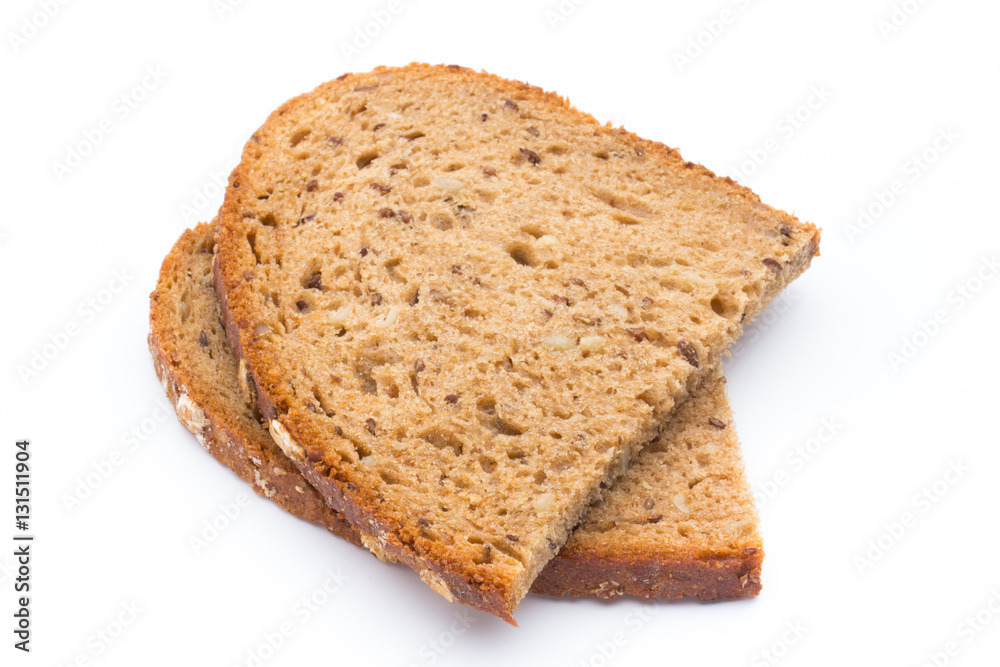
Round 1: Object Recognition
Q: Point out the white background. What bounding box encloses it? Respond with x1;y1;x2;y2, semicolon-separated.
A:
2;0;999;665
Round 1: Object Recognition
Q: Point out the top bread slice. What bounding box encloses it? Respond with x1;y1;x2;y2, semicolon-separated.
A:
151;221;763;604
213;64;819;622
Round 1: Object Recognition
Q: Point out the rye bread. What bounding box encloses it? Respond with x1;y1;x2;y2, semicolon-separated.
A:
213;64;819;621
151;221;762;601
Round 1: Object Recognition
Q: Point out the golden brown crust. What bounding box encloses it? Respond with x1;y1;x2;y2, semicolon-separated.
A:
212;64;820;622
531;547;763;600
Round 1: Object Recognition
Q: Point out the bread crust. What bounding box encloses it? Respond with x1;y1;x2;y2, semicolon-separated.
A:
530;548;763;600
212;64;820;622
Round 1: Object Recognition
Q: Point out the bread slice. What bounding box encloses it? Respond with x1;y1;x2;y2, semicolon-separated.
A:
151;221;762;602
213;64;819;621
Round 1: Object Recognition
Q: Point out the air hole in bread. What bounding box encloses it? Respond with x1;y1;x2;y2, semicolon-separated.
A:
300;265;323;291
356;150;379;169
422;428;464;457
636;389;658;408
289;128;311;147
348;103;367;120
246;232;261;264
507;243;535;267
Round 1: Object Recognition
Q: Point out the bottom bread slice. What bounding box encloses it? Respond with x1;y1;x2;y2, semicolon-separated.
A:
149;222;763;601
